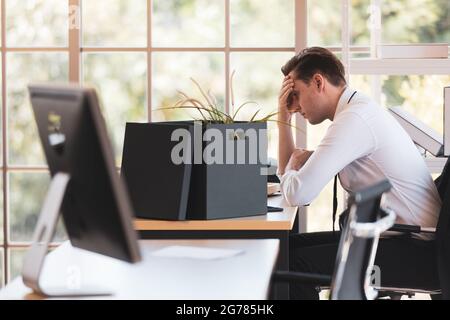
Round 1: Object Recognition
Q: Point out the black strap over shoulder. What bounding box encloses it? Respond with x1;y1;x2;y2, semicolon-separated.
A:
333;175;338;232
332;90;357;233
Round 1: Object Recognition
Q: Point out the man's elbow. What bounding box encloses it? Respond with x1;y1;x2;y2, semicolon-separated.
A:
280;175;315;207
284;193;313;207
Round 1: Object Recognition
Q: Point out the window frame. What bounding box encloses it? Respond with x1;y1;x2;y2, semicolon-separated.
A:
1;0;448;285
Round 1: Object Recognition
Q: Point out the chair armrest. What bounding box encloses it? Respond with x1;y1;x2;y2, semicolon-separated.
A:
272;271;332;286
389;224;436;234
351;207;396;238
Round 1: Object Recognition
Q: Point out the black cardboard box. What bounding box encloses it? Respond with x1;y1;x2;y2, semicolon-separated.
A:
121;121;267;220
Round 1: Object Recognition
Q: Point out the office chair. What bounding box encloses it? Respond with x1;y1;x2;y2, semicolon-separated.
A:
375;156;450;300
273;180;395;300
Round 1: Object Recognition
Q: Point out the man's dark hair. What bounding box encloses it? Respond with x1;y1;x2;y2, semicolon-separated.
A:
281;47;347;87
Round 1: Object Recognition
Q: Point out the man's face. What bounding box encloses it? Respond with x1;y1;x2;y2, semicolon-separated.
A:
288;72;328;125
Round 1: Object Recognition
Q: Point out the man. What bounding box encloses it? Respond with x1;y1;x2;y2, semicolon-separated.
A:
278;47;441;300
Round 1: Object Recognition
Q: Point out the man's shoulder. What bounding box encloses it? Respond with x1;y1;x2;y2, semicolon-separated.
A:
340;92;382;119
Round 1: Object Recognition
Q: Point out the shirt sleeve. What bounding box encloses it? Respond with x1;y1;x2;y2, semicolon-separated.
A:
280;111;377;207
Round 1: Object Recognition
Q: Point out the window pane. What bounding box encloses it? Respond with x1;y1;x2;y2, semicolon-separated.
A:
382;75;450;135
230;52;293;159
153;0;224;47
6;0;68;47
7;53;69;165
9;172;67;243
230;0;294;47
308;0;341;46
350;74;374;96
152;52;225;121
352;0;371;46
350;52;371;59
351;74;447;135
8;249;26;282
83;53;147;165
382;0;450;44
82;0;147;47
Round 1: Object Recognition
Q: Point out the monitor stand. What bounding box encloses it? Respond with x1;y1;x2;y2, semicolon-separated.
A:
21;172;112;297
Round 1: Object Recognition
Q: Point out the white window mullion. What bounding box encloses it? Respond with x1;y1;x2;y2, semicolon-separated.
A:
225;0;230;115
350;58;450;75
341;0;351;224
1;0;8;286
295;0;307;151
371;75;382;105
369;0;382;104
68;0;81;83
295;0;308;233
147;0;152;122
341;0;350;82
369;0;382;58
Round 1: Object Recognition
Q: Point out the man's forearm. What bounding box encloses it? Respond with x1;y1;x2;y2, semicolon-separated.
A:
278;121;295;176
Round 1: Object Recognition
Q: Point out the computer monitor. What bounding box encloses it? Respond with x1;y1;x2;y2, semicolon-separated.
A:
22;84;141;297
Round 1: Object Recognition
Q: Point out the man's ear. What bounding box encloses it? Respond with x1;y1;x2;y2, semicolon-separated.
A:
313;74;324;91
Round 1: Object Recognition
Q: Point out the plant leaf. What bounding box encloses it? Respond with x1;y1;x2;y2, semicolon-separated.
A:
205;104;234;123
188;79;233;123
155;103;215;122
190;78;215;108
258;111;280;122
207;89;219;108
158;73;279;124
249;110;261;122
230;69;236;109
179;97;217;121
232;101;259;121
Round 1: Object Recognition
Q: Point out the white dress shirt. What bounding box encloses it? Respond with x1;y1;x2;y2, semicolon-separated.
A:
280;87;441;233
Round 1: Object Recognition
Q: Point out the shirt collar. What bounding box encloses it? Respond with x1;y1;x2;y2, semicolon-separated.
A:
334;86;355;119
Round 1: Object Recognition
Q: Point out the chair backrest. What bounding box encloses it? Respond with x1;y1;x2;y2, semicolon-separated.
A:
435;156;450;299
330;180;394;300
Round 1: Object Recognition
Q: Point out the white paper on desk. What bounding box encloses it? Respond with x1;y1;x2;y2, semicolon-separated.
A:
151;246;244;260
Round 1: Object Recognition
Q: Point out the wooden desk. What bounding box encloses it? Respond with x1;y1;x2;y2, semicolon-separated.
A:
134;195;298;299
134;206;297;231
0;239;279;300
